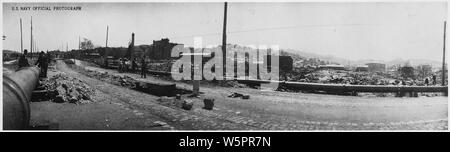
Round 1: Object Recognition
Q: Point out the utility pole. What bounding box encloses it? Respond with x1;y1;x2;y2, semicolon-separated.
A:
127;33;135;60
106;25;109;47
222;2;228;79
105;26;109;60
442;21;447;86
30;16;33;59
20;18;23;53
78;36;81;50
34;39;36;53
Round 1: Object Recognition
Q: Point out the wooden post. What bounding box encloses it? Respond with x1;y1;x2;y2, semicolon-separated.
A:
222;2;227;80
106;26;109;48
105;26;109;66
442;21;446;86
30;16;33;59
20;18;23;53
193;80;200;96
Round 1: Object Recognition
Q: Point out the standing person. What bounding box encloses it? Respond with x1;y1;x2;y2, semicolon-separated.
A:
425;77;429;86
131;58;137;73
18;49;30;69
432;74;437;85
118;58;123;72
104;57;109;68
46;52;52;67
122;58;127;72
140;57;147;78
35;51;48;78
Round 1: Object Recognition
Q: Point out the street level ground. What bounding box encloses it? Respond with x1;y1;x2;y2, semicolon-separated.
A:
24;60;449;130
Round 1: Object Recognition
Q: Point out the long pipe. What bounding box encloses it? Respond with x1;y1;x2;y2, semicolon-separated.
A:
3;67;40;130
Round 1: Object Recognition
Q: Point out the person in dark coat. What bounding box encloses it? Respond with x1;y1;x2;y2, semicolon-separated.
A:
17;49;30;69
140;57;147;78
425;77;429;86
35;51;48;78
118;58;123;72
432;74;437;85
46;52;52;67
104;57;109;68
131;58;137;73
122;58;127;72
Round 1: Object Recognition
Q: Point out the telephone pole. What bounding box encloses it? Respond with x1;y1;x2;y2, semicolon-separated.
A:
20;18;23;53
30;16;33;59
222;2;228;79
442;21;446;86
106;25;109;47
78;36;81;50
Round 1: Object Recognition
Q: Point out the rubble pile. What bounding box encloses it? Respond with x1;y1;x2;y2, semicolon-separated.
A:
156;96;187;109
222;81;247;88
63;59;75;65
148;61;173;72
81;69;138;88
227;92;250;100
73;67;191;97
288;69;442;86
42;73;95;104
156;96;207;111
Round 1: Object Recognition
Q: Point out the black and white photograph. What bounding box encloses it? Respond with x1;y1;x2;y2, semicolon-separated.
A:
1;0;448;132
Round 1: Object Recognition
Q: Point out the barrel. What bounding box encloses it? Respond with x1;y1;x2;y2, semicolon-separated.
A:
3;67;40;130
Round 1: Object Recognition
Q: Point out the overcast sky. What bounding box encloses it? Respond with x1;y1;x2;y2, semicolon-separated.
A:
2;2;447;61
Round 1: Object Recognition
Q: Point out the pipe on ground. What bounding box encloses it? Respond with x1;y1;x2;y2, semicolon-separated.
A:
3;67;40;130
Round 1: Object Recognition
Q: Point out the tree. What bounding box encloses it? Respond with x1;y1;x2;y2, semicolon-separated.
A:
80;38;94;50
398;66;415;79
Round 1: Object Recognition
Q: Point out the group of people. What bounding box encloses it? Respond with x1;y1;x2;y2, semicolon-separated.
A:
424;74;438;86
117;57;147;78
17;49;51;78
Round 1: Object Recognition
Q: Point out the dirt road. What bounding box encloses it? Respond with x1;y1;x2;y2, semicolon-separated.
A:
29;60;448;130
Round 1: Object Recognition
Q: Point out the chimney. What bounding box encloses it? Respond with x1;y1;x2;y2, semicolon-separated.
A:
131;33;135;45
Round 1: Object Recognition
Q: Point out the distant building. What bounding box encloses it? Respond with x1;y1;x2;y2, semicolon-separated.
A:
263;55;293;72
3;50;20;61
86;53;100;58
366;63;386;72
355;65;369;72
147;38;183;60
133;45;148;58
318;64;345;70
